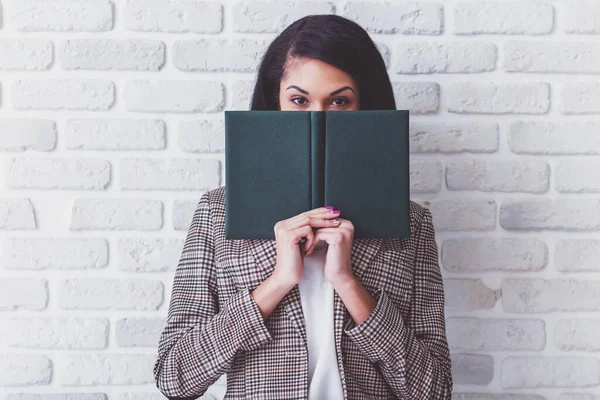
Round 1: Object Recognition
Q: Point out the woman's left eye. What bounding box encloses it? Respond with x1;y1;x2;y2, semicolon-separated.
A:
332;98;349;106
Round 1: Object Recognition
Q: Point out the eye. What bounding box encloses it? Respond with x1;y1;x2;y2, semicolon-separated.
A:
332;97;349;106
290;96;351;107
291;97;308;105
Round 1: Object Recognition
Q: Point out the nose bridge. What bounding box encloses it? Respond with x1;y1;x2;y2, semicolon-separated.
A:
310;102;326;111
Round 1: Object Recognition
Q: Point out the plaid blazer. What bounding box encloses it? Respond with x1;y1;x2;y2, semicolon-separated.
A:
154;186;453;399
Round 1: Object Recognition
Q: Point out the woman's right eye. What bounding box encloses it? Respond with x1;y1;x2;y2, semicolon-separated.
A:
292;97;307;105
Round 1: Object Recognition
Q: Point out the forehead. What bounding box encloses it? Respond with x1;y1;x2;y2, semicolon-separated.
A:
281;58;357;92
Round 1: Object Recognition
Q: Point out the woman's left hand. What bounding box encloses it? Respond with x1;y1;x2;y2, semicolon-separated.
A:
305;216;355;286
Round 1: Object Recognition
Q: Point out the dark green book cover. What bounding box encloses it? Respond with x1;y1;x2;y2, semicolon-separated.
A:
224;110;410;240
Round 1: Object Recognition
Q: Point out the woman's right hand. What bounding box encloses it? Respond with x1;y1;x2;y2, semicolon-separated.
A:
272;206;341;287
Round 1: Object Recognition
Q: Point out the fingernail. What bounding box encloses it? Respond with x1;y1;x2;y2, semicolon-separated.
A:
331;209;340;214
325;205;334;210
331;219;339;223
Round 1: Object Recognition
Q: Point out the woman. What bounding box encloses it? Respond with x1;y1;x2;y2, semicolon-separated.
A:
154;14;452;400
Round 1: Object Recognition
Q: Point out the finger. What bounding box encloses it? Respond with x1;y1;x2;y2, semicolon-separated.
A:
306;206;336;215
305;229;331;256
305;232;321;256
292;225;315;250
301;207;341;219
283;211;341;231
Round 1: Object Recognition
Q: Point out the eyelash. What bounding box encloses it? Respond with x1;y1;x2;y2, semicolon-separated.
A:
291;97;350;106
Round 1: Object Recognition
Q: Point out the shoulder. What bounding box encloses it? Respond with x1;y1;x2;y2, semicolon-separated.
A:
409;199;427;219
408;199;433;231
204;186;226;207
187;187;226;230
195;186;226;213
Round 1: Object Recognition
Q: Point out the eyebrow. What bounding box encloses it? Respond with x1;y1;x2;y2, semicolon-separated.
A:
285;85;355;96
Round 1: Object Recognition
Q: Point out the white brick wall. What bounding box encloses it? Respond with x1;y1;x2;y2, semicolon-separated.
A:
0;0;597;398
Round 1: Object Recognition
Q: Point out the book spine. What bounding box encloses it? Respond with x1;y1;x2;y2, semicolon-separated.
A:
311;111;325;209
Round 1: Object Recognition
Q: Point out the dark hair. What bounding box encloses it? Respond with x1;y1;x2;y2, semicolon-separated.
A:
250;14;396;111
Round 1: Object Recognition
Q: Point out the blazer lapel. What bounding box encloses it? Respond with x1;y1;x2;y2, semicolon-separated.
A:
244;237;383;380
334;237;383;398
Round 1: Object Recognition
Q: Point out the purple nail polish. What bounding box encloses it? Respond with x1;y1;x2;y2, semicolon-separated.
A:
331;209;340;214
325;205;334;210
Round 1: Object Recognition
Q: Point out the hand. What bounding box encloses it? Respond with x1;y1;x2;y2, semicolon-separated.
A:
272;206;341;287
305;214;355;286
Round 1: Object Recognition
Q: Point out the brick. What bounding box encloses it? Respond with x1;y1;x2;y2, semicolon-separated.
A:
509;121;600;155
70;199;162;231
442;238;547;272
556;160;600;193
560;83;600;114
0;39;52;70
500;199;600;231
60;39;165;71
447;82;550;114
502;357;600;388
11;0;113;32
178;119;224;153
0;119;56;151
0;354;52;386
556;240;600;272
410;122;498;153
119;158;220;190
60;354;156;385
425;199;496;231
392;82;439;114
503;279;600;313
375;42;391;70
6;158;110;190
172;199;199;231
559;394;600;400
447;318;545;351
232;1;335;33
173;39;267;72
565;3;600;34
124;0;222;33
231;80;254;110
444;279;498;311
58;278;162;310
124;80;223;113
506;41;600;73
446;159;548;193
0;199;36;230
5;317;108;349
454;2;553;35
12;79;114;110
0;279;47;310
410;160;442;193
395;42;496;73
65;119;165;150
342;2;443;34
555;319;600;352
115;317;165;347
1;238;108;270
117;238;184;272
451;354;493;385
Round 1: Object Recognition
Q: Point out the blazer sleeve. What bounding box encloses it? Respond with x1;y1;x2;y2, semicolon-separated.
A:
343;207;453;399
154;190;274;399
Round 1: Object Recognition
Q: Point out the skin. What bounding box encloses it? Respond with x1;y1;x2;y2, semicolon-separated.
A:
251;57;377;329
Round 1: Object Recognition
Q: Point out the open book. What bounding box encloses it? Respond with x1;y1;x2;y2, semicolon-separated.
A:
224;110;410;240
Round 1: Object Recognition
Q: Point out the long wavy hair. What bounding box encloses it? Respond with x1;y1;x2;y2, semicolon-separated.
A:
250;14;396;111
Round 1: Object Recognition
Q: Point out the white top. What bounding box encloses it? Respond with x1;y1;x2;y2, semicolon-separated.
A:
200;240;344;400
297;240;345;399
